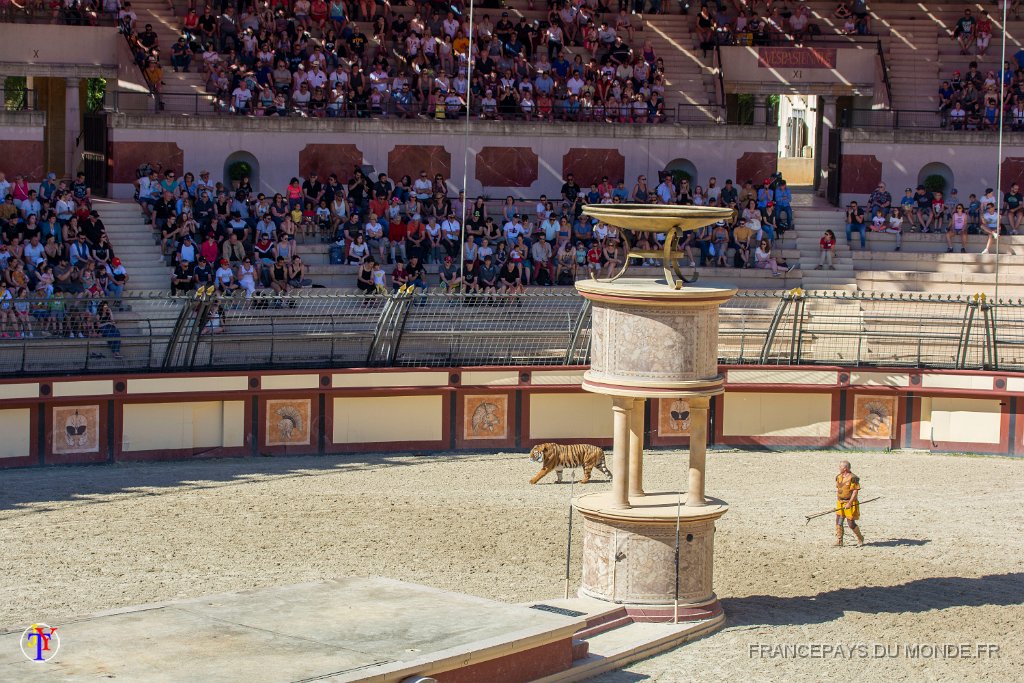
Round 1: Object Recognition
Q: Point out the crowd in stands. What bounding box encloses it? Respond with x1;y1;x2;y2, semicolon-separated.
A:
137;159;801;295
0;0;109;25
141;1;675;121
135;163;312;297
842;180;1024;256
0;171;127;353
938;50;1024;131
691;0;871;55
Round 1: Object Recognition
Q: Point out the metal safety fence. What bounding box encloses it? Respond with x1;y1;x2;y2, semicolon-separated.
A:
0;289;1021;377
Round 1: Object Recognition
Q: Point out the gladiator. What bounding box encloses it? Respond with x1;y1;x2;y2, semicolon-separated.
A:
834;460;864;547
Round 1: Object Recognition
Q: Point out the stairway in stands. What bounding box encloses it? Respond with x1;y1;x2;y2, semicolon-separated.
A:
126;0;215;114
885;18;940;111
95;201;171;293
793;206;858;291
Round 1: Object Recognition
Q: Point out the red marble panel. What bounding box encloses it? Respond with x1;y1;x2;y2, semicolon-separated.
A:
735;152;777;186
387;145;451;184
0;141;45;181
111;141;183;184
562;148;625;187
434;637;574;683
475;146;539;187
1001;157;1024;191
298;144;363;183
840;154;882;195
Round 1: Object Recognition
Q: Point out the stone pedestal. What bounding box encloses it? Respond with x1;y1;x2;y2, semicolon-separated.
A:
573;278;735;624
576;491;728;618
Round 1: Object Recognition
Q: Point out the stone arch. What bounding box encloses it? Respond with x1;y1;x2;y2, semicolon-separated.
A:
917;162;954;196
664;158;699;188
223;150;260;193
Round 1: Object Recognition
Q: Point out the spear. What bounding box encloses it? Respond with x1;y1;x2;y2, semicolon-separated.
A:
804;497;882;525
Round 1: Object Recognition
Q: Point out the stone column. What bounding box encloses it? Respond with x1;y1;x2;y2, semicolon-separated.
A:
628;397;645;498
686;396;711;507
610;397;633;509
753;94;767;125
818;95;838;190
65;77;81;178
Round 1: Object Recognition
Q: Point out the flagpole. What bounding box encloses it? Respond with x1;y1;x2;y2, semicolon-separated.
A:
994;0;1010;303
459;1;476;290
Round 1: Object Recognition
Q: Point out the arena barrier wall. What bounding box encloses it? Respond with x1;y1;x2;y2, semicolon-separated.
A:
0;365;1019;468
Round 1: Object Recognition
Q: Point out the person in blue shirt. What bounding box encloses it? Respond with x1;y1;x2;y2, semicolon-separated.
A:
551;52;571;80
756;179;773;210
612;180;630;202
573;216;594;246
899;188;916;228
773;180;793;230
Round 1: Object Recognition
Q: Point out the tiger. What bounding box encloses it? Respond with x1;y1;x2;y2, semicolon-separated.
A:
528;443;611;485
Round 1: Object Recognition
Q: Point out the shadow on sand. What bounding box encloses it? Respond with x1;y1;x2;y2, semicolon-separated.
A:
722;573;1024;628
0;452;522;515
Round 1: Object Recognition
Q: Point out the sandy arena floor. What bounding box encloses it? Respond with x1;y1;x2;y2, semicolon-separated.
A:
1;449;1022;682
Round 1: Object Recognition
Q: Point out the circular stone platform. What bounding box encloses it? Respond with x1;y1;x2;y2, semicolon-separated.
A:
573;491;728;612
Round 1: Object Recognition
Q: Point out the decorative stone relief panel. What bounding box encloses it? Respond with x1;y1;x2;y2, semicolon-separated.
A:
298;144;364;182
475;147;539;187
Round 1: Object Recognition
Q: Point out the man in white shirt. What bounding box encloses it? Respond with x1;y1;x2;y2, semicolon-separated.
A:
503;214;524;246
196;170;216;196
413;172;433;200
566;73;585;96
441;212;461;255
330;64;350;89
231;81;253;112
656;175;676;204
306;63;328;89
706;176;721;203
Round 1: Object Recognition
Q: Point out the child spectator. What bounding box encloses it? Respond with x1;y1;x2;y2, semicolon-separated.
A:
816;230;836;270
947;204;969;253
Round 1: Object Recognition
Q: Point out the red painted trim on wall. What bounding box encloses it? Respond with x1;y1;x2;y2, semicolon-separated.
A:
713;388;840;448
323;388;452;454
0;402;40;468
112;396;252;462
907;394;1011;454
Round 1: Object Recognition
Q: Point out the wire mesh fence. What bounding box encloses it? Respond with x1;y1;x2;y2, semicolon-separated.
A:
0;289;1019;376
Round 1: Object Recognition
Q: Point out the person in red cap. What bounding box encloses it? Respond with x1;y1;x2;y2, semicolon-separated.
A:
106;257;129;306
215;258;237;294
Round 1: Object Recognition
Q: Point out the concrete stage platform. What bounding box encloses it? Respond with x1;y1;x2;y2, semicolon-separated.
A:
1;578;587;683
2;577;725;682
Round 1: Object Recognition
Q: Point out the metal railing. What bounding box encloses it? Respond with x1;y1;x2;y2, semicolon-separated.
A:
100;88;728;124
839;108;1022;131
3;289;1024;377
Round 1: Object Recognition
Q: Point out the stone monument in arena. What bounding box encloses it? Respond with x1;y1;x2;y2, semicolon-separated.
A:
573;204;736;624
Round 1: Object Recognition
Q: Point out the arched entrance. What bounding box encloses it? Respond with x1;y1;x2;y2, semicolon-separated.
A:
917;162;955;196
223;151;260;193
664;158;699;189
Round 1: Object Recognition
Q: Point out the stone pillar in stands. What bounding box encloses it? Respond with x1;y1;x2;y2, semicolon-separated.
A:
819;95;838;189
65;77;81;178
753;94;767;125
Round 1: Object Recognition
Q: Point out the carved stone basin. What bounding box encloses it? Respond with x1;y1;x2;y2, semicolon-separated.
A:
581;204;736;233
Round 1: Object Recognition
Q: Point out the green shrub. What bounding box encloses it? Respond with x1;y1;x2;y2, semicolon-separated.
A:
227;161;252;182
923;173;947;195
